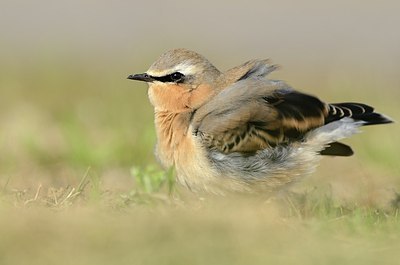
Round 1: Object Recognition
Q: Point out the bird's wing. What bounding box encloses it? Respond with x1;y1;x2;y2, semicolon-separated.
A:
222;59;278;84
191;79;329;153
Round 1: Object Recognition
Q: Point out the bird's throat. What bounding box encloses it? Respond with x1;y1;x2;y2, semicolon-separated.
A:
153;110;192;168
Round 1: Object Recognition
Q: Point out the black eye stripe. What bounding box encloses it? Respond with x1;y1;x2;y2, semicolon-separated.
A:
151;72;185;83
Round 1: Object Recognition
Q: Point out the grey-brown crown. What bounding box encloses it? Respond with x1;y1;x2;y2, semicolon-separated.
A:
147;48;220;77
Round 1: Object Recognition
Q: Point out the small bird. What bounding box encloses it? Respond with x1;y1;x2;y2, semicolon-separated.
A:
128;48;392;194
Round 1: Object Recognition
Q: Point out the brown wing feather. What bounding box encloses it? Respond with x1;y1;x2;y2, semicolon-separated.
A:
263;90;328;135
192;79;329;154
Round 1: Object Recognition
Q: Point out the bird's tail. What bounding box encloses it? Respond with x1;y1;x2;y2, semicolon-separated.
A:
326;102;393;126
305;117;364;154
318;103;393;156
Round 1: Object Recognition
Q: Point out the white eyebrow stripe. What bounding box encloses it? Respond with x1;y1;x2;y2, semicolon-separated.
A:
146;69;171;76
147;62;199;77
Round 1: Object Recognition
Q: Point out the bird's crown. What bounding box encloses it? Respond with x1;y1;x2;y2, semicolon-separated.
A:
146;48;220;78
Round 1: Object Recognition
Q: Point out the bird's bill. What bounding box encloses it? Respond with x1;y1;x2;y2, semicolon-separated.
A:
127;73;155;82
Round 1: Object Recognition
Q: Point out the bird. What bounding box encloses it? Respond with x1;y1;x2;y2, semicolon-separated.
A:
127;48;393;194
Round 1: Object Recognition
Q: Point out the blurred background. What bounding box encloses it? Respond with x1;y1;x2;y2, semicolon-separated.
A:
0;0;399;202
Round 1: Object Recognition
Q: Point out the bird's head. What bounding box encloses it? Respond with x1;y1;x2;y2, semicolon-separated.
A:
128;48;221;86
128;48;221;112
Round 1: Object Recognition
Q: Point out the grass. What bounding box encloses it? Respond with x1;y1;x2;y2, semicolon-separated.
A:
0;52;399;265
1;177;400;265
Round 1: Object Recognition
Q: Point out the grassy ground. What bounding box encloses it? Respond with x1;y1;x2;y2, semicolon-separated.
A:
1;52;399;265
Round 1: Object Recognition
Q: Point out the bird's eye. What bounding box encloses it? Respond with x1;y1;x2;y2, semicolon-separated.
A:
170;72;184;82
152;72;185;83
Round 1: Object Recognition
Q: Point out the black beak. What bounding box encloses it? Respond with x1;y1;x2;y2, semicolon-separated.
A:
127;73;154;82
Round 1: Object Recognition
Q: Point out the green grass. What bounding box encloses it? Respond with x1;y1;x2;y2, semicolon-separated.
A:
0;52;400;265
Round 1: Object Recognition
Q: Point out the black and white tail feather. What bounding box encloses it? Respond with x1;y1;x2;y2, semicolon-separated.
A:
321;102;393;156
327;102;392;126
